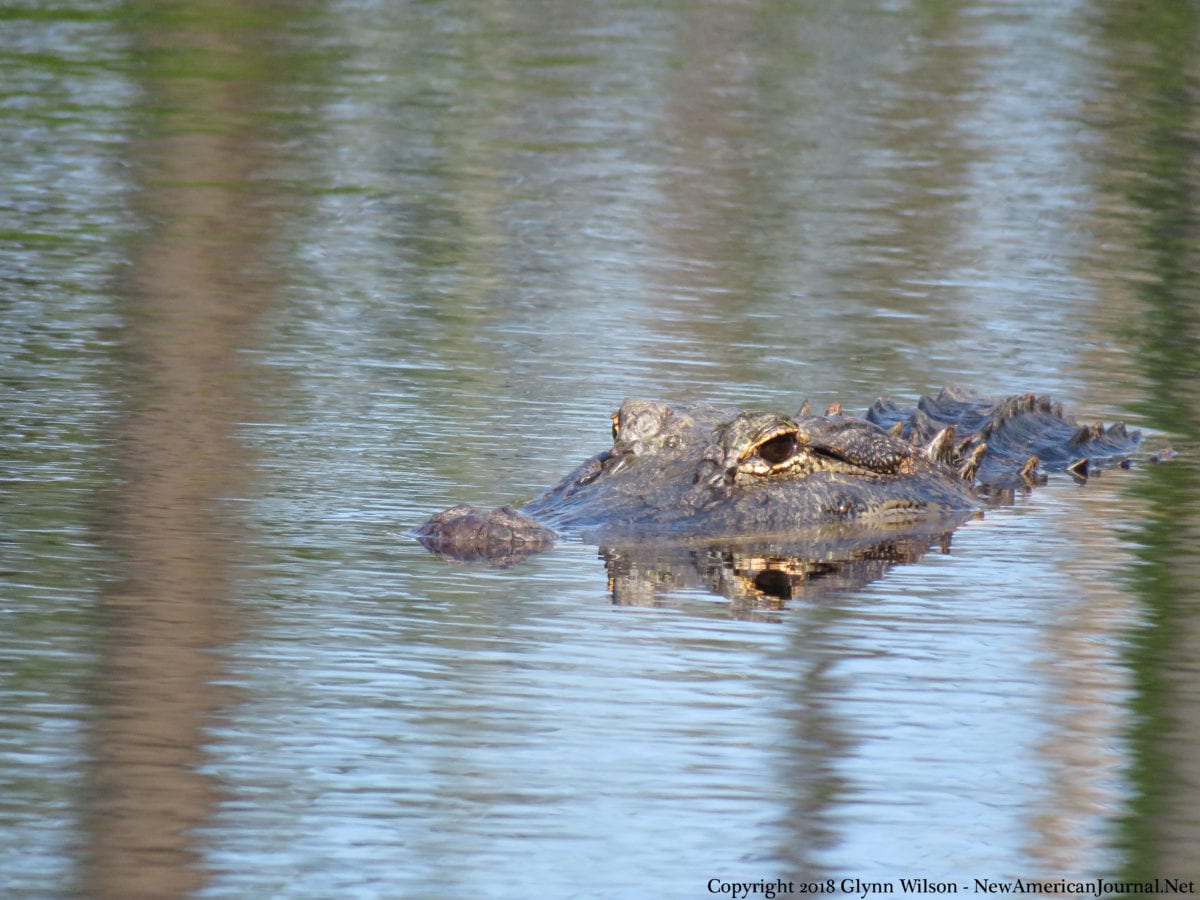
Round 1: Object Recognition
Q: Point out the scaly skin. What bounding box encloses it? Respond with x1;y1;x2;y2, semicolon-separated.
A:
414;388;1144;562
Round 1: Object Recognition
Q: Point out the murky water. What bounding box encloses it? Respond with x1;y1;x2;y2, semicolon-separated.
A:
3;0;1200;896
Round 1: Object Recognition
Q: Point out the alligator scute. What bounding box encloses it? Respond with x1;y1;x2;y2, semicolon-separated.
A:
416;387;1147;566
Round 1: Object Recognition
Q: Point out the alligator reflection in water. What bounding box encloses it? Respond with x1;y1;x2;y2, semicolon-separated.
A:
599;519;960;614
416;387;1151;608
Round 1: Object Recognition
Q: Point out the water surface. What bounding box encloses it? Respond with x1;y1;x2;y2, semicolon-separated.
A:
2;0;1199;896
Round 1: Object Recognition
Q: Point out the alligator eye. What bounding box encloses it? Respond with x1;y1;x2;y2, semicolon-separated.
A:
756;433;798;466
727;417;805;477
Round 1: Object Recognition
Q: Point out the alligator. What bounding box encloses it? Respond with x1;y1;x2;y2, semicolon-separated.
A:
594;516;969;615
415;387;1146;569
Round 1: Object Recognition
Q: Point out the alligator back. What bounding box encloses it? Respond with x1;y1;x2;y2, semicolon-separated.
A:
866;386;1142;487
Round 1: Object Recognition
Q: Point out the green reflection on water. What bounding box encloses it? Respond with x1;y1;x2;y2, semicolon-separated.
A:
1093;0;1200;882
5;0;1200;892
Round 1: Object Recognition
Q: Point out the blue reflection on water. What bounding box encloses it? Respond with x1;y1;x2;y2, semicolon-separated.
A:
3;0;1194;895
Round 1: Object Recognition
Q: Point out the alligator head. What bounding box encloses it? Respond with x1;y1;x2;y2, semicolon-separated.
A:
414;387;1153;612
415;397;987;563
